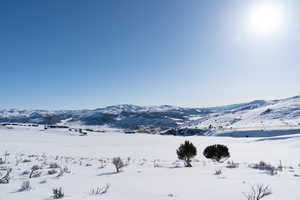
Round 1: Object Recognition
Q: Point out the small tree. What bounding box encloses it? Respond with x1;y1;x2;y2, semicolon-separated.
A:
203;144;230;162
176;140;197;167
112;157;124;173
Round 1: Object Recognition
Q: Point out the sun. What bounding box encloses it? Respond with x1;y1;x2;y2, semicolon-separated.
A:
248;3;284;36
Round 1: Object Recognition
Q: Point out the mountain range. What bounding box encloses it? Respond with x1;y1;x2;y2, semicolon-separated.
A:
1;95;300;132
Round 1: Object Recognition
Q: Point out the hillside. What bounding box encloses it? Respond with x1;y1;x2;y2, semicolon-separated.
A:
1;95;300;136
183;96;300;136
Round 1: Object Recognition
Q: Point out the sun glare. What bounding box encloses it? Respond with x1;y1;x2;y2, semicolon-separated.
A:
248;3;284;36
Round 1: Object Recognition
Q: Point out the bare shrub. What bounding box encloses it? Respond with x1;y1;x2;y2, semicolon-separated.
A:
226;161;239;168
112;157;124;173
0;168;12;184
214;169;222;175
21;170;30;176
4;151;9;163
49;162;60;169
48;169;58;175
31;171;42;178
268;168;277;175
243;184;272;200
19;180;31;191
251;161;271;170
277;160;283;172
29;165;41;178
63;166;71;174
56;168;64;178
90;183;110;195
98;159;106;169
39;179;47;184
52;187;64;199
168;193;176;197
250;161;277;175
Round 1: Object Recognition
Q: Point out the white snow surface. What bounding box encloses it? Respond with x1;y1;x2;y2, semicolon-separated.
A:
1;126;300;199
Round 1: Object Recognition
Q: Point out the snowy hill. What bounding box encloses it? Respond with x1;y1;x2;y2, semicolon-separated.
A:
0;105;210;129
183;96;300;136
1;96;300;133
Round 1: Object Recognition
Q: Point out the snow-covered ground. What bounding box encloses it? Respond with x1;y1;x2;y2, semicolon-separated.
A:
1;126;300;199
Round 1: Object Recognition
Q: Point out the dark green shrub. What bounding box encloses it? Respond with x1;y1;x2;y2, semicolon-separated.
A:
176;140;197;167
203;144;230;162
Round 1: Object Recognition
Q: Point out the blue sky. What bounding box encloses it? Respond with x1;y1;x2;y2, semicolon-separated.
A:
0;0;300;109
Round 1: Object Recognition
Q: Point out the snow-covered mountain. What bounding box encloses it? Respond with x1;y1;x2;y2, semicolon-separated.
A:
1;95;300;131
0;104;209;128
183;95;300;131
